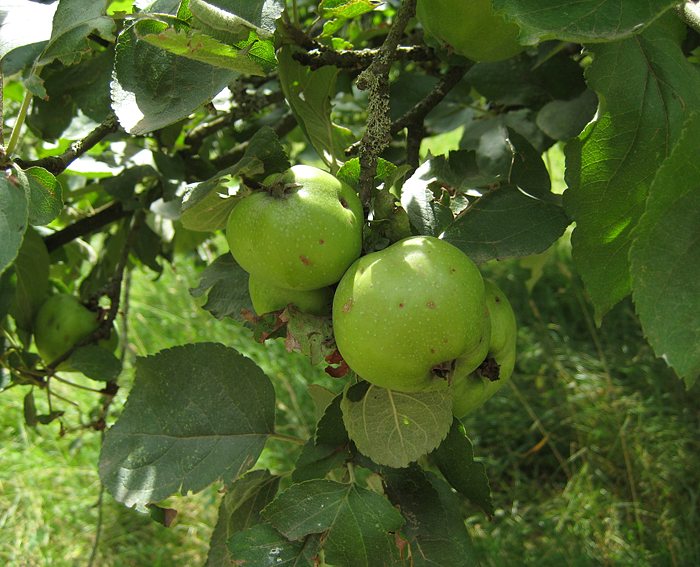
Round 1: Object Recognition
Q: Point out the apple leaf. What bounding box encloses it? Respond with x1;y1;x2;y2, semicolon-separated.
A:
442;186;570;264
0;0;57;61
189;0;284;38
629;113;700;387
70;345;122;382
24;167;63;226
277;45;356;169
206;470;280;567
564;14;700;320
99;343;275;508
493;0;678;44
181;126;289;232
136;21;276;76
431;419;494;517
400;161;455;237
0;167;29;277
8;228;49;332
292;395;350;482
190;254;252;321
228;524;320;566
37;0;115;66
536;89;598;141
341;382;453;468
112;22;237;135
262;479;405;566
383;466;478;566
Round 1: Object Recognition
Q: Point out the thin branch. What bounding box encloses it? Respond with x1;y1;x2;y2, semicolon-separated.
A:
346;64;469;159
293;45;433;71
184;88;285;154
355;0;417;206
211;112;297;169
43;201;130;253
15;113;119;175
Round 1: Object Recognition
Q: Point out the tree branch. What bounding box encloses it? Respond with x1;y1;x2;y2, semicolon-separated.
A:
43;201;130;253
293;45;433;71
346;64;469;160
211;112;298;170
15;113;119;175
355;0;417;205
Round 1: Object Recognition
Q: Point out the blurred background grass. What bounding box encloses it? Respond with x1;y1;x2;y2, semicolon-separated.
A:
1;234;698;566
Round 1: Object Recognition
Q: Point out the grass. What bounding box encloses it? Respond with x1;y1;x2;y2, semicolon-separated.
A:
1;240;699;566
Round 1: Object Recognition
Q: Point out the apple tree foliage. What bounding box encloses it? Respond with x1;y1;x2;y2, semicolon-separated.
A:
1;0;699;565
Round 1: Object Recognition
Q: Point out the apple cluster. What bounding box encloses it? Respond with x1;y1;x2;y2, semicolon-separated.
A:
226;165;517;416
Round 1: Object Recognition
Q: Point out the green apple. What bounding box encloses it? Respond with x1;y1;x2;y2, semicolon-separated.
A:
226;165;364;291
248;274;333;316
34;294;101;365
452;280;517;417
416;0;525;62
332;235;488;392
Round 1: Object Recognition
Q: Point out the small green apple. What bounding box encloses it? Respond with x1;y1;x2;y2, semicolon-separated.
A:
416;0;525;62
34;294;100;365
226;165;364;291
332;235;488;392
452;280;517;417
248;274;333;316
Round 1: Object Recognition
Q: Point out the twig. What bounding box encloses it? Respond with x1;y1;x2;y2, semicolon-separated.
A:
43;201;130;253
355;0;417;206
293;45;433;71
345;64;468;159
184;88;285;154
211;112;297;169
15;113;119;175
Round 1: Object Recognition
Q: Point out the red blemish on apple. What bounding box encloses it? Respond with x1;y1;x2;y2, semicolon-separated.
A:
299;255;311;265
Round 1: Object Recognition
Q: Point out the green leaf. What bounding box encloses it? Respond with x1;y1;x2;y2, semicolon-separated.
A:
38;0;115;66
262;479;405;566
181;126;289;232
70;345;122;382
629;113;700;387
464;50;587;108
0;0;56;61
189;0;284;38
23;389;38;427
189;254;252;321
431;419;493;516
25;167;63;226
0;167;29;276
99;343;275;507
292;395;350;482
9;228;49;332
341;382;453;468
136;21;276;75
228;524;318;566
564;15;700;319
383;466;478;566
493;0;678;44
27;51;113;141
112;22;237;135
320;0;380;19
277;45;356;169
536;89;598;141
206;470;280;567
442;186;570;264
400;162;454;237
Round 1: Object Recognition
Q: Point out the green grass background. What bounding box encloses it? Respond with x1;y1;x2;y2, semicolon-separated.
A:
1;235;698;566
